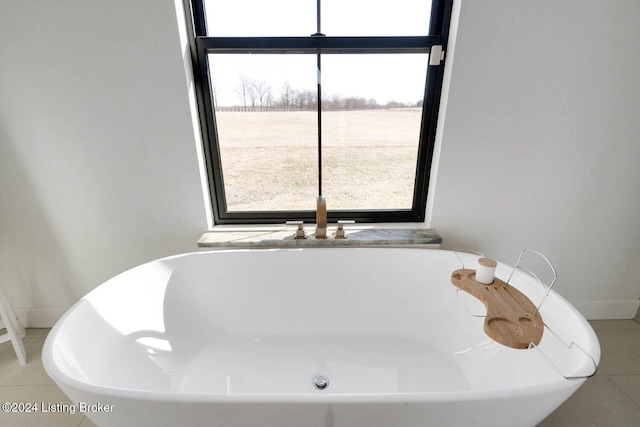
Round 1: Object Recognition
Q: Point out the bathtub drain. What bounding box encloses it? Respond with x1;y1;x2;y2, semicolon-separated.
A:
313;375;330;390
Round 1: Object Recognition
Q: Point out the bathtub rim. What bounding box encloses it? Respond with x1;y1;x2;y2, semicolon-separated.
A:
44;343;585;406
43;247;596;405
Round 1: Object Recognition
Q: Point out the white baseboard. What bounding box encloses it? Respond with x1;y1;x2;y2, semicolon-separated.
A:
15;308;67;328
571;300;640;320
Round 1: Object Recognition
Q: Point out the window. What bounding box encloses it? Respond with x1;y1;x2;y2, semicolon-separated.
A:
186;0;453;224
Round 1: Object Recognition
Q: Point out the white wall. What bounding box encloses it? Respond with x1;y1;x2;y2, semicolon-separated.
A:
0;0;638;325
430;0;640;318
0;0;208;326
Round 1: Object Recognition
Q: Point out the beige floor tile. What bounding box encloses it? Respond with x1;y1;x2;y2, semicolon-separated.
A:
0;337;39;372
25;328;50;339
596;329;640;375
610;375;640;406
589;320;640;330
0;338;55;386
0;384;85;427
79;415;99;426
538;375;640;426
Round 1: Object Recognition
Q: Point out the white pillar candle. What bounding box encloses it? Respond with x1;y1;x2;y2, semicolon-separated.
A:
476;258;497;284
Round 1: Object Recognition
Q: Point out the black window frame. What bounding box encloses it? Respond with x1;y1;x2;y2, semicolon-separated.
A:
185;0;453;225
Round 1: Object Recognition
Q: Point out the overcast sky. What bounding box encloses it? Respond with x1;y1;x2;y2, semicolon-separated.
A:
204;0;433;106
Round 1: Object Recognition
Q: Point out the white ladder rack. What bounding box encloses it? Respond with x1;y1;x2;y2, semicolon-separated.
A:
0;288;26;366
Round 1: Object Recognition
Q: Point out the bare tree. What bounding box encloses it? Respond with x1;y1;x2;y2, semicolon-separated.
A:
291;89;317;110
280;81;294;110
234;75;250;108
231;78;391;111
264;87;274;108
245;79;259;108
251;80;272;109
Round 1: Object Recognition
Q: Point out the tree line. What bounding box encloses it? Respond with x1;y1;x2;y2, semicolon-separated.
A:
215;77;421;111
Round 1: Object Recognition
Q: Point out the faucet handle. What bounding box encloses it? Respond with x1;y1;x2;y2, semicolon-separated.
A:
286;221;307;240
334;220;355;239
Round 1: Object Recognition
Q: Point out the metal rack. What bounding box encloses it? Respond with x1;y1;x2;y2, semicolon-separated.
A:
528;324;598;380
506;249;557;316
451;249;598;380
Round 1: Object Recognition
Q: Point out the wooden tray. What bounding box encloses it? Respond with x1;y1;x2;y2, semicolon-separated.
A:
451;269;543;349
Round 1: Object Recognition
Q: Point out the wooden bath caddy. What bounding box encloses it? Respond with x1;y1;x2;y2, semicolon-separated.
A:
451;268;543;349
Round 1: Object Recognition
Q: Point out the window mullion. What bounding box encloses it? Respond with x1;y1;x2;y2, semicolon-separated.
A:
316;50;323;197
198;36;441;54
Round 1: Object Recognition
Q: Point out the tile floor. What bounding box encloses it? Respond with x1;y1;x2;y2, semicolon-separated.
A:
0;321;638;427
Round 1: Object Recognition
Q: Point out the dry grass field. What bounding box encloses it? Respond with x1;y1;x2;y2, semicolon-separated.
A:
216;109;422;211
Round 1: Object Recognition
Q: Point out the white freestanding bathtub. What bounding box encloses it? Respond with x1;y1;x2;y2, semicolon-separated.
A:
43;248;599;427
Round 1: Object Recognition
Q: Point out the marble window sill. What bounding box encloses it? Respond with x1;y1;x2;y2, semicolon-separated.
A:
197;226;442;249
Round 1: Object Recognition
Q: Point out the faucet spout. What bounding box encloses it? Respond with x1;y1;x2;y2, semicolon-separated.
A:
315;195;327;239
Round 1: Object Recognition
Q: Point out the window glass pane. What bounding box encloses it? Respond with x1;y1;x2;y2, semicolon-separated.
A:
209;54;318;211
204;0;316;36
321;54;429;210
322;0;432;36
